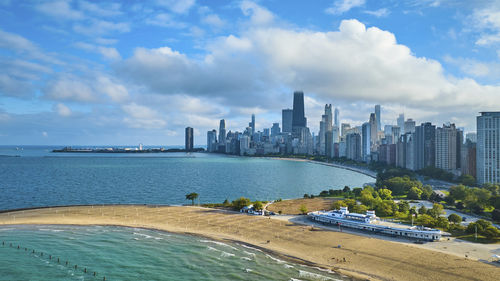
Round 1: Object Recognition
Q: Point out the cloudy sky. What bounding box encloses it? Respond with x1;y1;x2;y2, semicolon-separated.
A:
1;0;499;145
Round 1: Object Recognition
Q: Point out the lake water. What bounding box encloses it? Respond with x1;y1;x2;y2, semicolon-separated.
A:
0;145;369;280
0;225;348;280
0;146;373;211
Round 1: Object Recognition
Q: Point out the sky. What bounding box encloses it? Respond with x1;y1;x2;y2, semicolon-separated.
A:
1;0;500;145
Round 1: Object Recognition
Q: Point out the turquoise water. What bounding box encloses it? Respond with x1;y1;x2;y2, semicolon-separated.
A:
0;225;348;281
0;146;373;211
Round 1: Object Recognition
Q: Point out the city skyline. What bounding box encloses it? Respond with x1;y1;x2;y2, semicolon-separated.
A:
1;1;500;145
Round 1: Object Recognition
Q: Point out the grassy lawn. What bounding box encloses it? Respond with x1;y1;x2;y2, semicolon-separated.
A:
454;234;500;244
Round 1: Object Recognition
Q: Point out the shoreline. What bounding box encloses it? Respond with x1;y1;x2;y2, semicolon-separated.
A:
1;205;498;281
266;156;377;179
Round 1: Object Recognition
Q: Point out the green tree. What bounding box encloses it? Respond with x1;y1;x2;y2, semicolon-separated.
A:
420;185;433;200
416;214;436;227
449;185;468;201
185;192;199;205
352;187;363;197
232;197;251;210
253;201;263;211
344;198;356;209
459;174;476;186
418;205;428;215
299;204;308;215
378;188;393;200
407;186;423;200
492;209;500;222
448;213;462;224
428;203;445;219
351;204;368;214
375;200;396;217
343;186;351;193
483;226;500;238
332;200;347;210
435;217;449;229
397;200;410;213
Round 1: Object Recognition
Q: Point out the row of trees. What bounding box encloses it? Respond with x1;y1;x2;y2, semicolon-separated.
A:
445;184;500;221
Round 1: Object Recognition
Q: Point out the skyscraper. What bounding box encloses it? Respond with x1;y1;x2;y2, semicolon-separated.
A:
218;119;226;145
282;109;293;133
369;113;377;151
375;105;381;132
397;113;405;134
207;129;217;152
292;91;306;128
185;127;194;151
477;112;500;184
334;108;339;127
271;123;280;137
435;123;458;171
249;114;255;134
362;122;371;160
341;123;351;136
404;118;416;134
415;122;436;170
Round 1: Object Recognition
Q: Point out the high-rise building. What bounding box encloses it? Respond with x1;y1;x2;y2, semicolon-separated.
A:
332;126;340;143
466;132;477;143
249;114;255;135
405;133;416;171
346;133;362;161
362;122;371;161
282;109;293;133
318;119;326;155
341;123;350;137
185;127;194;151
392;126;401;142
292;91;306;128
369;113;377;151
218;119;226;145
323;104;333;157
397;113;405;134
415;122;436;170
334;107;339;127
375;105;381;132
435;123;458;171
477;112;500;184
271;123;280;137
206;129;217;152
461;139;476;178
404;118;416;134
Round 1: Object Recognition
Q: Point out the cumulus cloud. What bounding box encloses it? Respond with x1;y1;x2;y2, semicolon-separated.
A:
145;13;187;29
35;0;85;20
54;103;72;117
201;14;225;28
122;102;167;129
325;0;365;15
240;1;274;25
74;42;121;60
155;0;195;14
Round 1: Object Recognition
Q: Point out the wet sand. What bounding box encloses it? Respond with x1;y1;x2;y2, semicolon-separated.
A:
0;205;498;281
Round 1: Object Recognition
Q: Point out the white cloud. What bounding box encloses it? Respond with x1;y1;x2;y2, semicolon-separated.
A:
95;38;118;45
0;29;61;64
156;0;195;14
202;14;225;28
364;8;390;18
469;3;500;46
35;0;85;20
54;103;72;117
73;19;130;36
145;13;187;29
78;0;122;17
74;42;121;60
44;75;97;102
122;102;167;129
240;1;274;25
325;0;365;15
97;77;129;102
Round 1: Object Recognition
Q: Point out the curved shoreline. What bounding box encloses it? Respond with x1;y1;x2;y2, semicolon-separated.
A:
0;205;498;281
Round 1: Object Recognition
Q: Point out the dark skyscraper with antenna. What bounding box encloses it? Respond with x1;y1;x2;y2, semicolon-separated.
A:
292;91;306;128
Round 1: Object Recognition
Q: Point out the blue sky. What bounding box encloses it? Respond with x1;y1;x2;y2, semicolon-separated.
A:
1;0;500;145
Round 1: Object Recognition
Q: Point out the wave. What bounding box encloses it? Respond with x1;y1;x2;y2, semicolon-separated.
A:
243;250;256;256
38;228;65;232
133;232;163;240
238;243;263;252
241;257;252;261
206;246;235;257
199;239;238;250
298;270;339;281
265;254;286;264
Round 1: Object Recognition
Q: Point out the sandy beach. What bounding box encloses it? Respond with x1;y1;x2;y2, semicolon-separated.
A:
0;205;498;281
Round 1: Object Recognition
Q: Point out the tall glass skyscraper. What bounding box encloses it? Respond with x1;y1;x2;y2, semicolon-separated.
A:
477;112;500;184
185;127;194;151
334;108;339;127
218;119;226;145
292;91;306;128
282;109;293;133
375;105;381;132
